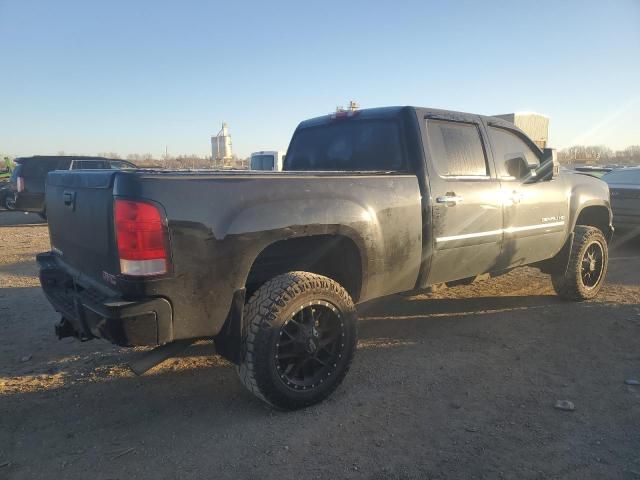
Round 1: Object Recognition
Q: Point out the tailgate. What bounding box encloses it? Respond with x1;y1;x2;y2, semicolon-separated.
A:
46;170;120;285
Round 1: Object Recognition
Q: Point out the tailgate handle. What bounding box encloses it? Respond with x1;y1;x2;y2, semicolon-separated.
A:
63;191;76;210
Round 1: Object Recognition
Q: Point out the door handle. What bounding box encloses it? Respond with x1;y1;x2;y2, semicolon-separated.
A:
63;191;76;210
436;195;463;206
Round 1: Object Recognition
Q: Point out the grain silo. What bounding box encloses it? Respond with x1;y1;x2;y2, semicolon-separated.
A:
211;123;233;164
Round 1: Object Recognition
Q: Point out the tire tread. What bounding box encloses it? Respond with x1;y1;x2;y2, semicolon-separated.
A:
551;225;608;301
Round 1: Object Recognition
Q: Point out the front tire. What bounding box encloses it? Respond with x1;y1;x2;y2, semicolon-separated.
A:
551;226;608;301
237;272;357;410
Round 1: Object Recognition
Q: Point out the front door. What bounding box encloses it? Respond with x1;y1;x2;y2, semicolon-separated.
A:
422;115;504;285
485;123;568;268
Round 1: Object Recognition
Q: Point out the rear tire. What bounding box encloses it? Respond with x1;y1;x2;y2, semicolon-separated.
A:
236;272;357;410
4;193;15;210
551;226;608;301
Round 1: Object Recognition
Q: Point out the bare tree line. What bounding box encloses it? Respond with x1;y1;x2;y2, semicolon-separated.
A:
557;145;640;166
3;144;639;171
104;145;640;169
98;152;250;169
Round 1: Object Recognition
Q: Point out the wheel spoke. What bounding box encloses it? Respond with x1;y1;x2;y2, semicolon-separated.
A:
278;337;295;347
278;350;303;360
319;332;340;348
311;355;328;367
288;317;303;329
281;328;297;341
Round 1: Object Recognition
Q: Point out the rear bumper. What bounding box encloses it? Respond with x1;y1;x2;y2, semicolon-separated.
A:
37;252;173;347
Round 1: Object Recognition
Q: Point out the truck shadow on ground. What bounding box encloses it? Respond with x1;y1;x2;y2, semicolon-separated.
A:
358;293;561;320
4;293;638;424
1;290;586;403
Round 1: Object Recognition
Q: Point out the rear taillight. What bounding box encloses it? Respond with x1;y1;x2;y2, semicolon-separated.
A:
17;176;24;192
114;199;168;276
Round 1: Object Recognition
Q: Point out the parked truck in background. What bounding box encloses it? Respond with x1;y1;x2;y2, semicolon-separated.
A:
603;167;640;236
37;106;612;409
5;156;135;216
250;151;285;171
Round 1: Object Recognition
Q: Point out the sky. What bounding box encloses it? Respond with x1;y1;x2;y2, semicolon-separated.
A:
0;0;639;159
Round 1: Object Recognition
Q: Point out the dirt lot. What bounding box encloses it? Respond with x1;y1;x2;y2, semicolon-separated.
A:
1;210;639;480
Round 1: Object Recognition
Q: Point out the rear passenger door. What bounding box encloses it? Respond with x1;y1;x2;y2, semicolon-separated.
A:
422;114;504;285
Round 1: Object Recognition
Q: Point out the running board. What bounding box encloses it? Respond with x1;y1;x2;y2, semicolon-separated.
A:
128;340;192;376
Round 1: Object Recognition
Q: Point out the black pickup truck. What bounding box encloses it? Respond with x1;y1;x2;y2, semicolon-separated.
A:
37;106;613;409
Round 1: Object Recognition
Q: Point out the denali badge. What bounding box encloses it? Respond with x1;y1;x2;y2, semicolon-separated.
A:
541;215;565;223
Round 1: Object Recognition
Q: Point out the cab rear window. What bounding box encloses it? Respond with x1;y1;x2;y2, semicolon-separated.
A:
284;119;405;171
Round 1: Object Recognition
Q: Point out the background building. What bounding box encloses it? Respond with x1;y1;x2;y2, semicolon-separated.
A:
494;112;549;149
211;123;233;166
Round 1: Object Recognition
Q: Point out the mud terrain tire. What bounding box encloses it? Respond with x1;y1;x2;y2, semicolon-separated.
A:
236;272;357;410
551;226;608;301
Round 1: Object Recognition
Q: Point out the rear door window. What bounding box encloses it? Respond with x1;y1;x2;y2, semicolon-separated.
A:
108;160;135;170
72;160;107;169
488;127;540;179
285;119;405;171
426;120;488;177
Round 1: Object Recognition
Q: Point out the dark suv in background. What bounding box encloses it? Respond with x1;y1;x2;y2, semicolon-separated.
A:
4;156;135;217
603;167;640;236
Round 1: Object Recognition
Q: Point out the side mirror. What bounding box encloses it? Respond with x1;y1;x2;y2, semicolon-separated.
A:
505;156;534;180
523;149;558;184
539;148;559;181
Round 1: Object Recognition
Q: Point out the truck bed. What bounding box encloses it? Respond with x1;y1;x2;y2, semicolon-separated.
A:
42;168;423;344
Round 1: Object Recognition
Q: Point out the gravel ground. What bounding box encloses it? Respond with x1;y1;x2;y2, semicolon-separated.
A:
1;211;639;479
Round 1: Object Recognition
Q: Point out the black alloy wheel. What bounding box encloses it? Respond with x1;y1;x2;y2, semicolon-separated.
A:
237;272;357;410
580;241;604;289
275;301;346;391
